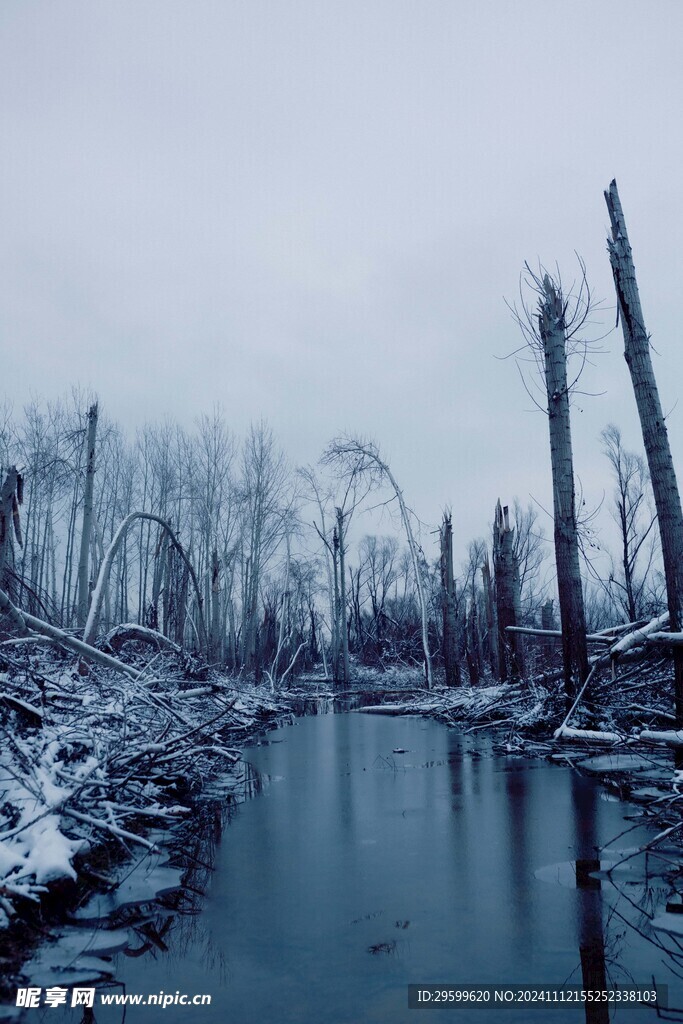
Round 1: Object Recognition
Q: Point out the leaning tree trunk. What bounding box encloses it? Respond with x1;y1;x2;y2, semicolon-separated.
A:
77;403;98;627
539;277;589;706
439;513;460;685
605;179;683;725
83;511;207;656
492;500;525;681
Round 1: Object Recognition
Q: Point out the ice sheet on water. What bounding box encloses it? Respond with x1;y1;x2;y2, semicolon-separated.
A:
23;928;130;987
577;753;669;773
71;857;183;923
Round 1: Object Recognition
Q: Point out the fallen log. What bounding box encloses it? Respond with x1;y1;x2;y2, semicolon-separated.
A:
610;613;669;658
647;631;683;646
505;626;612;644
0;587;142;680
554;726;622;743
640;729;683;748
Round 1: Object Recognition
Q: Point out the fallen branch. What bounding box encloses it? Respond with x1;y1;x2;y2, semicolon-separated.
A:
0;587;142;680
506;625;612;644
63;808;159;851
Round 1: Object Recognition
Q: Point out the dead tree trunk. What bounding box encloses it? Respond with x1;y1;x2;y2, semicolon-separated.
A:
336;507;350;685
0;467;22;596
493;500;525;680
210;548;222;663
465;592;481;686
539;278;589;705
439;512;460;685
605;179;683;725
540;598;555;665
77;403;98;627
331;526;341;681
481;555;500;679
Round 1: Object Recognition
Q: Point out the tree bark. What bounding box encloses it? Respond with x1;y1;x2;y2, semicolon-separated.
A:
493;500;525;680
440;513;460;685
539;277;590;705
336;508;350;685
210;547;221;663
605;179;683;724
0;467;22;594
77;403;98;627
331;527;341;680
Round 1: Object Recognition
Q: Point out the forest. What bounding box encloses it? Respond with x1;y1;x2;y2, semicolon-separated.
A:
4;179;683;1020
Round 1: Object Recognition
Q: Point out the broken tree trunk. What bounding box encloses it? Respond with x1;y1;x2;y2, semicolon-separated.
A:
493;500;525;680
0;467;22;595
605;179;683;725
540;598;555;664
539;277;590;706
440;513;461;686
481;555;499;678
76;402;98;628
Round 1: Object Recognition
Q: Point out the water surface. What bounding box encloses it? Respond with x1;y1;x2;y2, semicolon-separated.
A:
38;713;683;1022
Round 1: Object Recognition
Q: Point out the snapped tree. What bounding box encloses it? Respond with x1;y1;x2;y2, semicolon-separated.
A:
512;266;591;706
605;179;683;724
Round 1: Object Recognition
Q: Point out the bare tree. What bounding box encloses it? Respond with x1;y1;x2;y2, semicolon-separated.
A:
605;179;683;722
76;403;98;627
512;499;546;620
600;424;658;622
239;423;294;676
512;266;592;704
323;435;433;688
440;513;460;685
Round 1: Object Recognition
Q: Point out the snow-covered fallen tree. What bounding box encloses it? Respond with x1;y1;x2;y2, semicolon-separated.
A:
0;644;290;928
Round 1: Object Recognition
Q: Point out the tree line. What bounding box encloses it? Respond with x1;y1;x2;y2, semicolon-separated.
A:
0;181;679;716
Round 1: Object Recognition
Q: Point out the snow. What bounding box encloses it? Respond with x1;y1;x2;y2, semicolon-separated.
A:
610;612;669;657
553;726;621;743
640;729;683;746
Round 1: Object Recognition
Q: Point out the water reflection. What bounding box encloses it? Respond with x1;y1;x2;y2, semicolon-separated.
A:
26;714;683;1023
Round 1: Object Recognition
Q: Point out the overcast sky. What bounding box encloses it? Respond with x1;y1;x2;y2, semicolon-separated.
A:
1;0;682;564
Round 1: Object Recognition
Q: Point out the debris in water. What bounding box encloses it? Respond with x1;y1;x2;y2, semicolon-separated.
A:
367;940;397;955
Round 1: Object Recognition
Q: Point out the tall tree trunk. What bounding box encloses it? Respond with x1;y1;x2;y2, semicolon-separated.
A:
336;508;350;685
439;513;460;685
481;555;500;679
539;277;589;705
605;179;683;724
0;467;22;596
331;526;341;680
77;402;98;627
210;548;221;663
